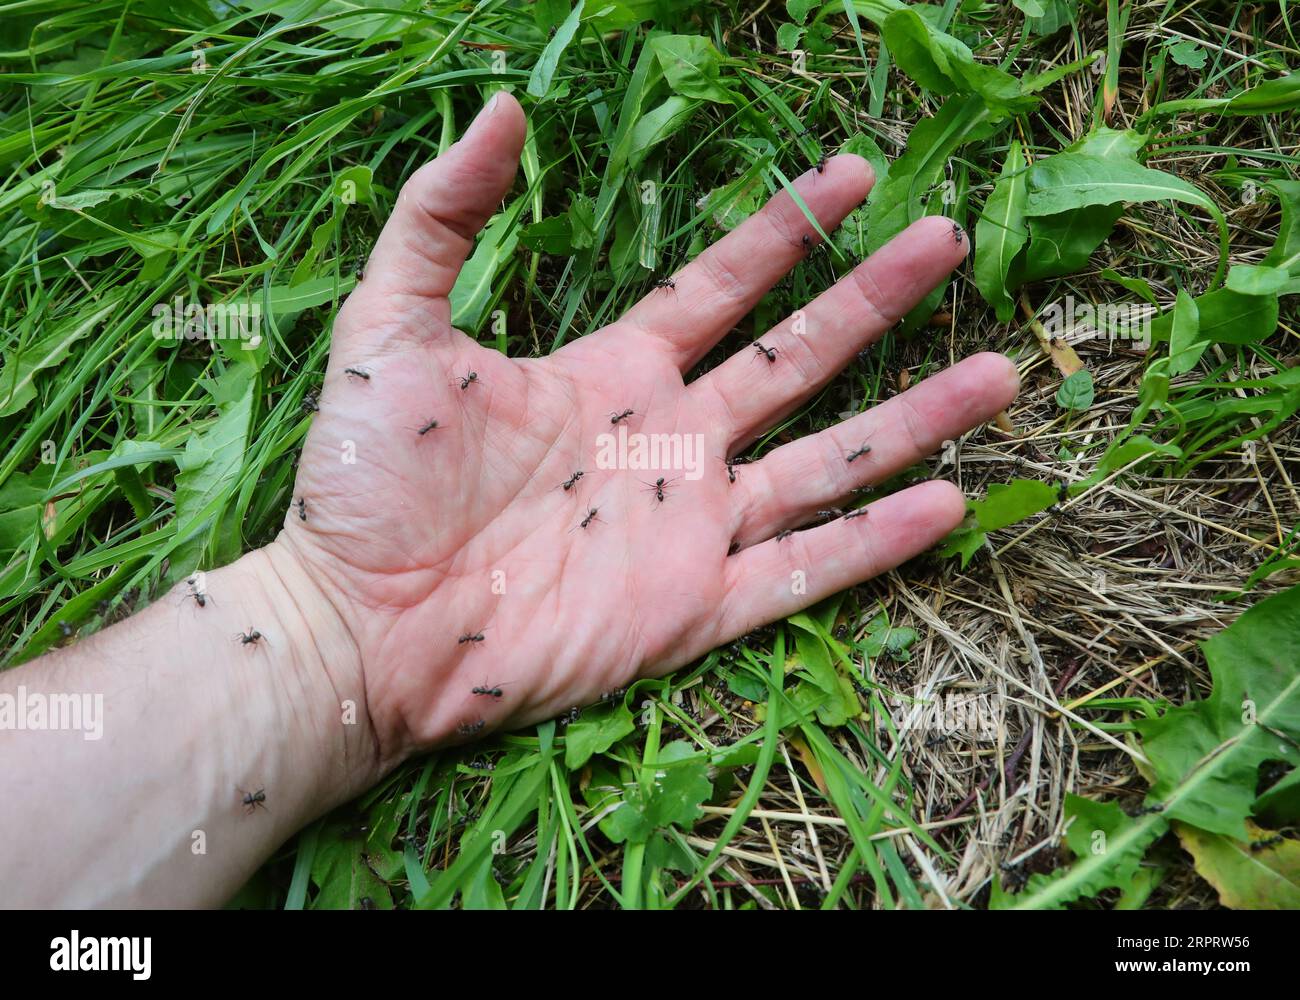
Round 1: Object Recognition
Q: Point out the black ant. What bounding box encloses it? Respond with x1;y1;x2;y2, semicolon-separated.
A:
844;508;868;521
578;506;601;530
815;153;828;173
458;631;486;646
610;409;634;424
1251;835;1285;852
1129;802;1165;817
557;706;580;727
753;342;778;364
472;684;505;699
296;497;307;521
951;222;964;246
642;475;679;503
817;508;843;520
354;266;365;282
846;443;872;463
776;529;794;541
236;628;263;646
458;371;479;390
185;576;208;608
344;367;370;381
418;419;439;435
457;719;486;738
239;787;267;814
600;687;626;705
561;470;584;491
801;234;813;255
654;276;676;291
302;391;319;413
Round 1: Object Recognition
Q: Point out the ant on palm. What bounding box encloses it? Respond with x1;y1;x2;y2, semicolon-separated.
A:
561;470;584;491
753;342;778;364
458;371;480;390
577;506;602;530
344;367;370;381
236;628;263;646
418;419;439;436
642;476;679;503
238;787;267;815
610;409;634;424
458;631;486;646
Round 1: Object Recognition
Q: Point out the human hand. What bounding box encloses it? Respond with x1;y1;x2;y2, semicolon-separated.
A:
274;92;1019;775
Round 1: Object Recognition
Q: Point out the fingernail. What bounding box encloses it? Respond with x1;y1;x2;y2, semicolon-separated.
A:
464;93;501;141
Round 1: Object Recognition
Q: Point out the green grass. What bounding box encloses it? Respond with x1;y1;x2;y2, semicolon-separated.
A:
2;1;1298;908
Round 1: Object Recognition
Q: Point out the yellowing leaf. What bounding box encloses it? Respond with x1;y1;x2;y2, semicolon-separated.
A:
1176;821;1300;910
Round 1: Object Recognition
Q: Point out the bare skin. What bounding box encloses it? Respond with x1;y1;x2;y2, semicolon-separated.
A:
0;92;1018;907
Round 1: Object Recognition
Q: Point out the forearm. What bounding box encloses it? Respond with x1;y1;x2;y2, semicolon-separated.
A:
0;538;379;908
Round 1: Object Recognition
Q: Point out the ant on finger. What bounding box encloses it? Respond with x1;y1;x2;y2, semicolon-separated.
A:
457;719;486;738
610;409;634;424
843;508;868;521
472;682;508;699
815;153;828;173
846;443;872;463
753;342;778;364
296;497;307;521
417;419;440;436
654;276;676;291
236;628;263;646
458;631;486;646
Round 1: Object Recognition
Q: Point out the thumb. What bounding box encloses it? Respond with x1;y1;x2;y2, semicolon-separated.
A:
354;91;525;319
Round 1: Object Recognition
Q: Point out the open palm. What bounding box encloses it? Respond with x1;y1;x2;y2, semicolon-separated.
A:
281;93;1019;767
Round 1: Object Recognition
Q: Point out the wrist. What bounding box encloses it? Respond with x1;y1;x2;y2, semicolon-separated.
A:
224;538;383;808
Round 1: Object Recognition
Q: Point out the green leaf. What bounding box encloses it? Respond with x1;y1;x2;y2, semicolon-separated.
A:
450;198;525;332
1167;40;1207;70
1055;369;1094;410
0;294;123;418
563;702;635;768
1226;263;1291;296
994;795;1169;909
877;8;1036;116
1226;75;1300;115
1136;584;1300;841
607;742;713;844
647;35;732;104
527;0;585;99
1024;152;1228;287
973;140;1029;322
1167;288;1203;376
973;479;1058;532
866;94;999;256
